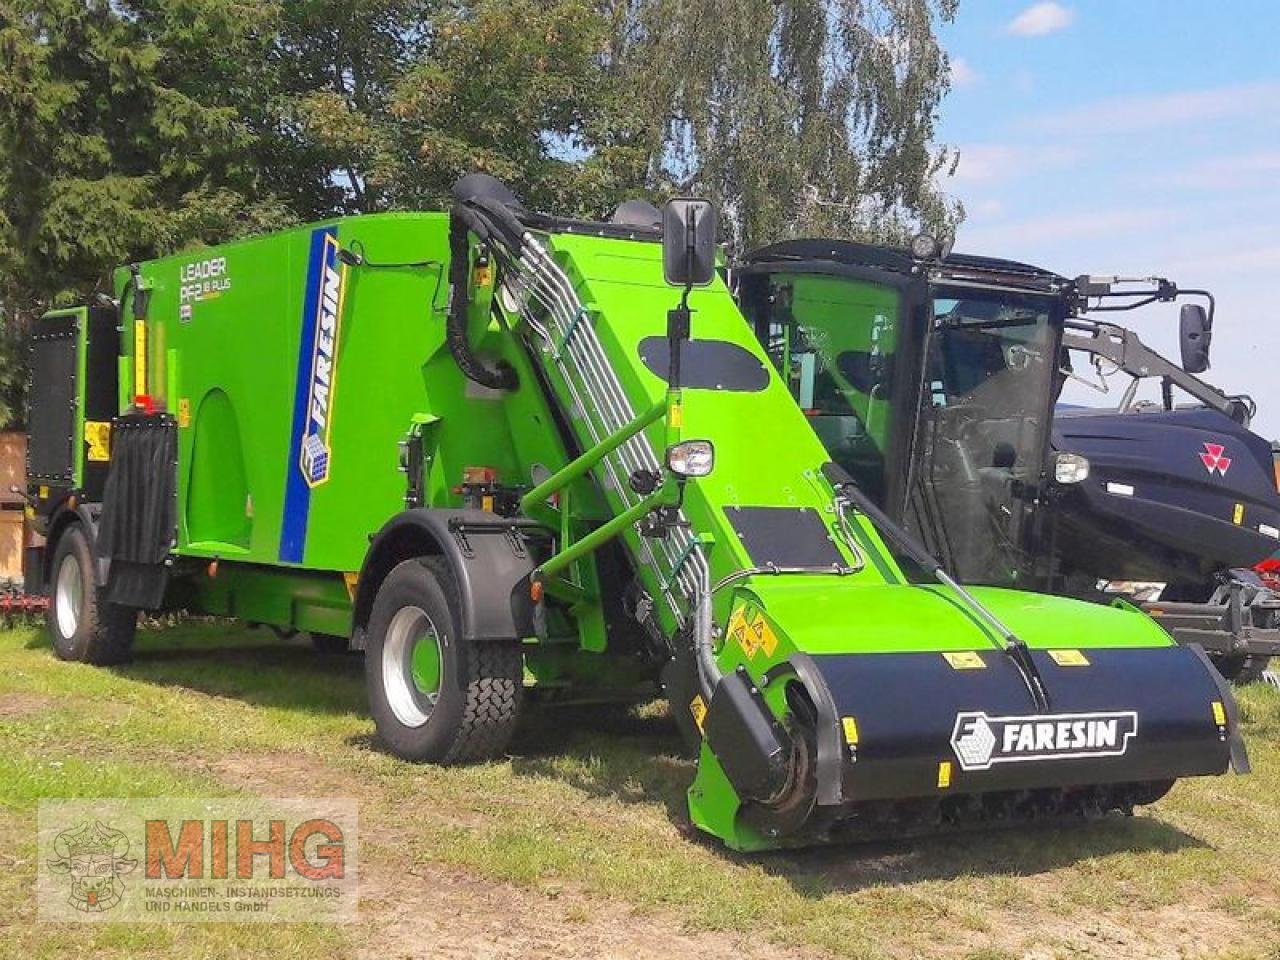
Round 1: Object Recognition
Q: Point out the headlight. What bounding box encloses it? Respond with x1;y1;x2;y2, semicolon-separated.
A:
667;440;715;478
1054;452;1090;484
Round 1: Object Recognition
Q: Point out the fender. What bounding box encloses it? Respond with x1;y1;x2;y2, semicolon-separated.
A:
34;500;109;594
353;508;536;647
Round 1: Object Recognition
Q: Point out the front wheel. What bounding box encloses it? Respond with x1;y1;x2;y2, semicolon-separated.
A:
364;557;522;763
47;523;137;665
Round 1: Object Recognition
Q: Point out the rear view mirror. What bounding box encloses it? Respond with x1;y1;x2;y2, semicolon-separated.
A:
1179;303;1212;374
662;199;718;288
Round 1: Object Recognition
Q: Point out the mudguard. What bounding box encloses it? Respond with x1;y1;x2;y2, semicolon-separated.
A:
355;508;536;643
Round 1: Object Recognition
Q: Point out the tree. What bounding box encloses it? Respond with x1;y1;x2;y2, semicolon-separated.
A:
0;0;295;424
0;0;963;426
601;0;962;251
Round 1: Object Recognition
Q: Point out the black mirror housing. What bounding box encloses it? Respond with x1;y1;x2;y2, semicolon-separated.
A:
1179;303;1212;374
662;199;718;287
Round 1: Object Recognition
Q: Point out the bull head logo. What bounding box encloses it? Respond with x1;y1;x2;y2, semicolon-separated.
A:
47;820;136;912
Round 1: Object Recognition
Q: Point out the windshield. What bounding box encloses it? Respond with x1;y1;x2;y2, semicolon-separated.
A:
756;274;904;502
917;290;1057;585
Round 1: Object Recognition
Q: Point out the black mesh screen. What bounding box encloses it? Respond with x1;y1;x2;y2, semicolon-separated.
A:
28;315;79;482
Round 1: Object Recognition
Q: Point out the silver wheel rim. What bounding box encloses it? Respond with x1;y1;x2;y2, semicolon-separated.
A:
55;552;83;639
382;605;442;728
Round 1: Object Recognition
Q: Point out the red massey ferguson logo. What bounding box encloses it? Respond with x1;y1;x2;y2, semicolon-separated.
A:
1199;442;1232;476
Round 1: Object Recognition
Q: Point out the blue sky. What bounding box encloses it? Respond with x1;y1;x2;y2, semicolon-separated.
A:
936;1;1280;438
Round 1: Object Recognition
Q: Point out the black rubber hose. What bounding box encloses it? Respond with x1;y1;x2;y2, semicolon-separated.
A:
446;211;518;391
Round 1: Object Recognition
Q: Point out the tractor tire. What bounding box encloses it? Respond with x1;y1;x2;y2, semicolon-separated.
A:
365;556;522;763
47;523;137;665
311;632;350;655
1214;653;1272;685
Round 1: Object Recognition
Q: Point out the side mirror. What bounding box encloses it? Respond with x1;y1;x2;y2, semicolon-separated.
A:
1179;303;1212;374
662;199;718;288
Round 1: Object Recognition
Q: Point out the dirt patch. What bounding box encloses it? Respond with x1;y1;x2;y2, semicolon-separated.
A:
208;750;368;798
0;692;56;718
955;902;1252;960
211;750;829;960
357;862;824;960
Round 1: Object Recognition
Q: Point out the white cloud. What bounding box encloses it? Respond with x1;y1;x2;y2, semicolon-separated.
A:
1007;3;1075;37
950;57;979;88
1040;82;1280;135
1165;151;1280;190
958;208;1181;256
968;198;1006;220
950;144;1082;184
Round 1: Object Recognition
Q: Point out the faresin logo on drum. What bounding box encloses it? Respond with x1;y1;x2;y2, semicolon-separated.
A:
299;233;346;488
950;710;1138;772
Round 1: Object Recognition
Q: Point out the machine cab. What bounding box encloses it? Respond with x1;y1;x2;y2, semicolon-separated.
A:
738;241;1069;587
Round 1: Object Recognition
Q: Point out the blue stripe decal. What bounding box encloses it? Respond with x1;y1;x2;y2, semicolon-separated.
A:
279;226;338;563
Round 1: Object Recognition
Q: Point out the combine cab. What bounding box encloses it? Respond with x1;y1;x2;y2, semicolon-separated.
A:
738;241;1280;681
24;181;1246;850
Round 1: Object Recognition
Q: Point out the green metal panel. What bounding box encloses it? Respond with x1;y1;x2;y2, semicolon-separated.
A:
115;214;572;575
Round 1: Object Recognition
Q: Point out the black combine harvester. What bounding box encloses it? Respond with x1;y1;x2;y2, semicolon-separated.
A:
737;241;1280;680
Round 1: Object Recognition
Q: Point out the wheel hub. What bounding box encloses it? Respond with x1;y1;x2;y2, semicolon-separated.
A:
382;605;443;728
55;553;83;639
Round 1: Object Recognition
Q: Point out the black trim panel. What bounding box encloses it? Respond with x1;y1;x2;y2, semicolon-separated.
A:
725;506;845;569
638;337;769;392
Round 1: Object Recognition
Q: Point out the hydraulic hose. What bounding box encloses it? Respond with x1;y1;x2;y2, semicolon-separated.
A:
446;210;518;391
692;564;721;702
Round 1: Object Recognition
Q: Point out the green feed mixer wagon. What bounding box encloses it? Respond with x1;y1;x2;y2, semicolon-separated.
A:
23;175;1246;850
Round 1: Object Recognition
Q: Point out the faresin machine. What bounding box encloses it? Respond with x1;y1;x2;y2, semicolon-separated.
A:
737;240;1280;682
23;177;1245;850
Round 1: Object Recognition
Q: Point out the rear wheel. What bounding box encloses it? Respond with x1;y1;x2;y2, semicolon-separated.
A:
47;524;137;665
364;557;522;762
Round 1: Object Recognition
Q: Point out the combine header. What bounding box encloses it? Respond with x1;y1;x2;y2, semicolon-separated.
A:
25;177;1246;849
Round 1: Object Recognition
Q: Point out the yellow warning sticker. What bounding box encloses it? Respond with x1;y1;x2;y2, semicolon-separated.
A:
943;651;985;670
727;602;779;659
133;319;147;394
178;397;191;428
841;716;859;746
1212;700;1227;727
1048;649;1090;667
669;403;684;428
38;485;49;499
84;421;111;462
1233;503;1244;525
689;694;708;733
937;761;953;789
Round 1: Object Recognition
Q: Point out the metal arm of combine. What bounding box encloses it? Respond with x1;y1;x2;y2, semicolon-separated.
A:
1061;321;1255;425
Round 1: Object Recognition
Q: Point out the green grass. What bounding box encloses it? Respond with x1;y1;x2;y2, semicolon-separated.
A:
1;621;1278;959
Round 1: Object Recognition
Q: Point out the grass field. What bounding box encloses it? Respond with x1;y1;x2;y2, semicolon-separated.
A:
0;620;1277;960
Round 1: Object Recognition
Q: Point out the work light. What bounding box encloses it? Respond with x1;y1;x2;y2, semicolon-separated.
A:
1054;452;1090;484
667;440;715;478
910;233;941;260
